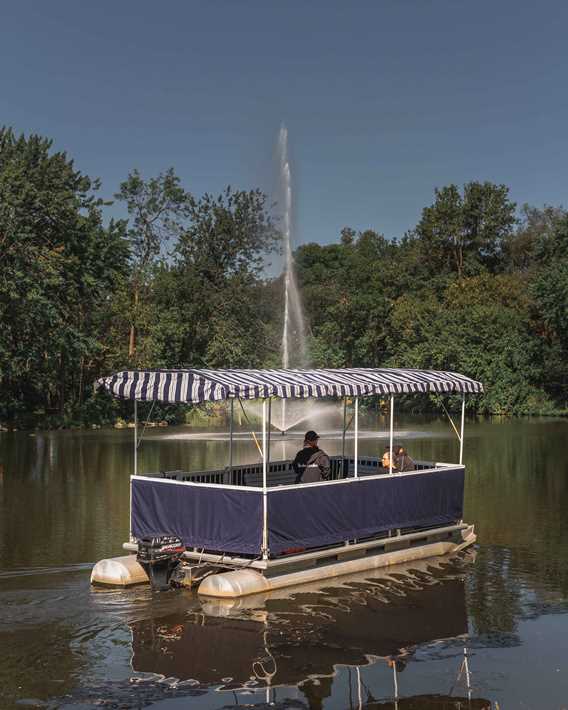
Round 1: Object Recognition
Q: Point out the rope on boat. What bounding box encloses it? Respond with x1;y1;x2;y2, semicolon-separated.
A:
439;399;462;443
237;397;264;457
136;399;157;449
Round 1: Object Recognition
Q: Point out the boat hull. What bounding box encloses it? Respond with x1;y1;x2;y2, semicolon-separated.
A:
91;523;475;592
197;524;476;598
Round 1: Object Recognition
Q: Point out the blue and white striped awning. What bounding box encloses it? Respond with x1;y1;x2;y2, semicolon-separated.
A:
96;368;483;403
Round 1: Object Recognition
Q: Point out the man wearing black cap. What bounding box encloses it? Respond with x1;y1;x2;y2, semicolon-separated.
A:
293;430;331;483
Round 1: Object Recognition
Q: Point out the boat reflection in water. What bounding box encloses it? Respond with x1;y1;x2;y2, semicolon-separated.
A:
130;553;492;708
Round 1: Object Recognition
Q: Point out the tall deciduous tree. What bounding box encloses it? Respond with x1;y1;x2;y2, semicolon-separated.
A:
386;274;551;414
0;128;128;422
415;182;517;279
115;169;190;362
295;230;395;367
504;204;567;272
173;187;280;368
530;214;568;403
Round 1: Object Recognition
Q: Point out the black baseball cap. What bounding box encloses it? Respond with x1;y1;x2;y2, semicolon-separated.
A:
304;430;319;442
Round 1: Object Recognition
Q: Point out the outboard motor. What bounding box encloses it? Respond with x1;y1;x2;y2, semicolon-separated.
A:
136;535;186;591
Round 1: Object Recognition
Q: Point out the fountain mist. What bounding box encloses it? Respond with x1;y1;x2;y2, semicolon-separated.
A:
277;125;310;431
278;125;308;370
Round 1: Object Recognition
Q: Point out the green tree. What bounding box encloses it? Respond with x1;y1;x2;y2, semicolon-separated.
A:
415;182;517;279
504;204;567;272
0;128;128;423
115;168;190;363
172;187;279;368
387;274;551;414
295;230;395;367
530;213;568;404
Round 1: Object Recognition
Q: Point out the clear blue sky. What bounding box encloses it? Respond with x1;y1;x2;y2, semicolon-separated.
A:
2;1;567;247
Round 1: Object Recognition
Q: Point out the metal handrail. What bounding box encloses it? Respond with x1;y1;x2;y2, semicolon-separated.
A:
143;456;442;487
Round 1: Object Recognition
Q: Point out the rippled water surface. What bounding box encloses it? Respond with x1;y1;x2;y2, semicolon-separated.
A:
1;416;568;709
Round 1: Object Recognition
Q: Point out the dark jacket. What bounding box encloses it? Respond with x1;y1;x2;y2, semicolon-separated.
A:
396;453;415;472
293;446;331;483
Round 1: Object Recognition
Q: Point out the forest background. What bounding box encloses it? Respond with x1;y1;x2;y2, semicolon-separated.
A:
1;127;567;428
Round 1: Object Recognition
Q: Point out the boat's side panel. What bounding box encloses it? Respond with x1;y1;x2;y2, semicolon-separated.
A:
266;466;464;555
129;466;465;560
131;477;263;555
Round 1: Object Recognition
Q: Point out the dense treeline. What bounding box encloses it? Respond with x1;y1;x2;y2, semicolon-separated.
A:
296;198;568;415
1;128;567;427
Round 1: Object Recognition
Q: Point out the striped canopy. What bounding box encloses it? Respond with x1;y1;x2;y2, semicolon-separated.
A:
96;368;483;403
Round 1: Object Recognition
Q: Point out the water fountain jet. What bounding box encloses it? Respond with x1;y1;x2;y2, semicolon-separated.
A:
277;125;309;431
275;125;343;434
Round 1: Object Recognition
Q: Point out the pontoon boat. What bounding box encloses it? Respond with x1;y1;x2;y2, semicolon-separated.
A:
91;367;482;597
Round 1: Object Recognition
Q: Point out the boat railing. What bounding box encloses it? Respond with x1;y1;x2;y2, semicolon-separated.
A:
142;456;443;488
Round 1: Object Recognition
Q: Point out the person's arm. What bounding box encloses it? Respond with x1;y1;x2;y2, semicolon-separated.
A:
292;453;299;474
311;450;331;480
292;451;303;483
320;453;331;480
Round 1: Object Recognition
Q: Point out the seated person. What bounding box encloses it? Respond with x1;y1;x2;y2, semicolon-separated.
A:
395;445;415;472
293;430;331;483
381;445;397;471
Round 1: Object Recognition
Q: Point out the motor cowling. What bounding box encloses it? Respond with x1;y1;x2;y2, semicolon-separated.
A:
136;535;186;591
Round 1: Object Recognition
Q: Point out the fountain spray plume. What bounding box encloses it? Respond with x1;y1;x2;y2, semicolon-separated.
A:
278;125;308;370
277;125;309;432
272;125;342;436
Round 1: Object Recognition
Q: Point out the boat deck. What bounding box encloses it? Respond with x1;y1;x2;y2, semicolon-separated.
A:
124;521;471;571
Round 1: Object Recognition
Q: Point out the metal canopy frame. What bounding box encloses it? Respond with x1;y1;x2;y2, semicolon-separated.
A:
126;368;483;560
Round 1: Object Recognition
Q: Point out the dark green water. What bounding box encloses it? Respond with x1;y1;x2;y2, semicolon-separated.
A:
1;416;568;709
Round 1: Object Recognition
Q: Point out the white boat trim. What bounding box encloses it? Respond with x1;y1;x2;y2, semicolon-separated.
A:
131;461;464;494
123;522;470;571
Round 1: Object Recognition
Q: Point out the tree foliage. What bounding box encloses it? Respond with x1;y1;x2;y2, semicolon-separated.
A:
1;127;567;425
414;181;517;279
115;169;190;362
0;128;128;423
295;199;567;414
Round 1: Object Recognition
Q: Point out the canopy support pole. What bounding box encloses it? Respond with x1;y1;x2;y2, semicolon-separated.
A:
342;397;347;461
229;398;234;474
131;399;138;542
267;398;272;466
459;393;465;464
354;397;359;478
134;400;138;477
389;395;394;475
262;398;268;560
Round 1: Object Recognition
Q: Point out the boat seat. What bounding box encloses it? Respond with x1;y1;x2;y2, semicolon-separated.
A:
246;470;297;487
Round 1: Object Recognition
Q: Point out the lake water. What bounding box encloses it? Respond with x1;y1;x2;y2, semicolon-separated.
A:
1;415;568;709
